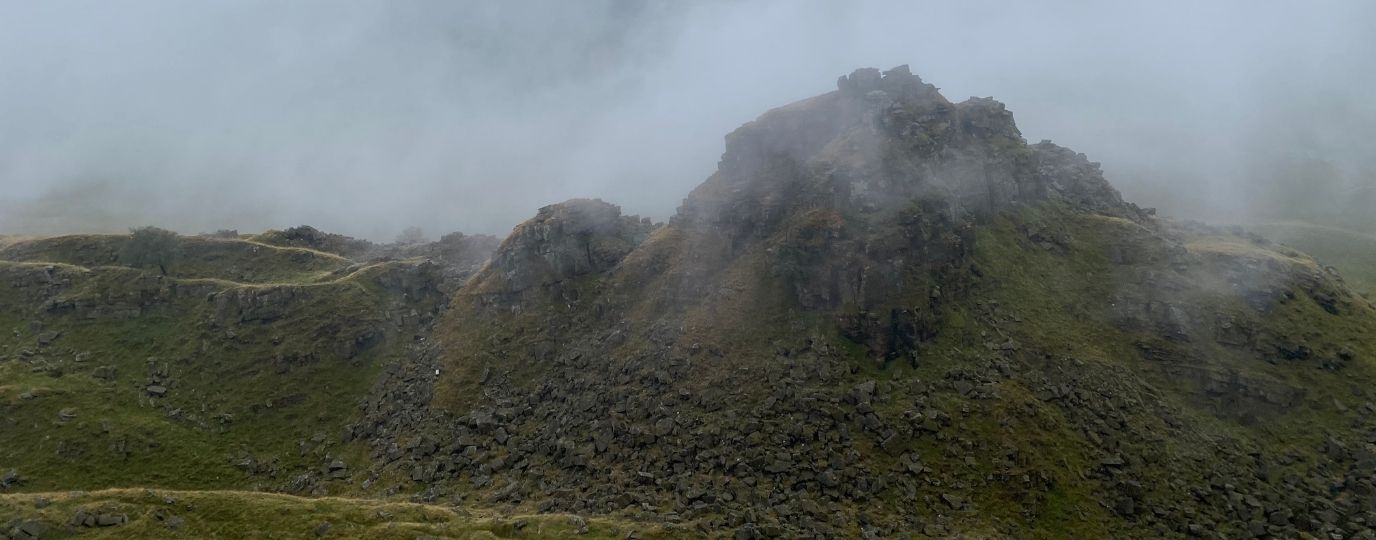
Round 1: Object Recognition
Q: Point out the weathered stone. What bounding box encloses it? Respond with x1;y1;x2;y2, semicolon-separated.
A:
13;519;46;539
569;515;589;534
653;418;675;437
1;469;20;489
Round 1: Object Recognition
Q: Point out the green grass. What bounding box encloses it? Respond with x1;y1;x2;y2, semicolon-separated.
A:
0;234;352;284
0;489;686;539
0;249;416;494
942;204;1376;536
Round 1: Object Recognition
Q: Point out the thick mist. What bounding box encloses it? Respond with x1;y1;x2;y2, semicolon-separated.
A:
1;1;1372;240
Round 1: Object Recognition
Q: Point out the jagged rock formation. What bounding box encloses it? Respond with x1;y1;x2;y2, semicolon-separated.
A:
468;198;656;305
347;67;1376;539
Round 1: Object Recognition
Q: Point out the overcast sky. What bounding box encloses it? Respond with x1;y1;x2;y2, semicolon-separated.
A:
1;0;1372;239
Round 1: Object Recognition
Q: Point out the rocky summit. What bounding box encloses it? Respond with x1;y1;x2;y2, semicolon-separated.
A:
4;67;1376;539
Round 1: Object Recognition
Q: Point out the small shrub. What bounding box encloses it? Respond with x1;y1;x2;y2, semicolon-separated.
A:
120;226;182;275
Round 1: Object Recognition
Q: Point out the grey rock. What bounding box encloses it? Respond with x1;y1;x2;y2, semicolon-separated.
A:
653;417;674;437
569;515;589;534
734;524;762;540
1;469;19;488
36;331;61;345
93;366;117;381
853;380;877;403
74;511;127;528
14;519;46;539
146;385;168;397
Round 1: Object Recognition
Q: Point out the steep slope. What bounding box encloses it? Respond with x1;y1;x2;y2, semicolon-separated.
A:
349;67;1376;539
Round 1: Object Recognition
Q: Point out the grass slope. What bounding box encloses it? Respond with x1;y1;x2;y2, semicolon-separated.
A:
0;243;421;494
0;235;352;284
1241;220;1376;297
0;489;684;539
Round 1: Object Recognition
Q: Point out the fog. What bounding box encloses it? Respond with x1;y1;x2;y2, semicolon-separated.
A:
1;1;1372;240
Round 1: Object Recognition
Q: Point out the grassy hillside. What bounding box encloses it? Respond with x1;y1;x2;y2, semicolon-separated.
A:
0;234;353;284
1241;221;1376;297
0;489;684;539
0;228;459;498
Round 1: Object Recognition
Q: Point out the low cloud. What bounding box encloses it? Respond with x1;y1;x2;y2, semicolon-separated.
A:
1;1;1371;239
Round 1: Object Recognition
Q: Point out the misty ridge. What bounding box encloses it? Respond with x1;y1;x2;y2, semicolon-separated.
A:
6;3;1376;538
0;0;1372;242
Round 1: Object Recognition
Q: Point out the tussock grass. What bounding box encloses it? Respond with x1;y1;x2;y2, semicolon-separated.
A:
0;489;681;539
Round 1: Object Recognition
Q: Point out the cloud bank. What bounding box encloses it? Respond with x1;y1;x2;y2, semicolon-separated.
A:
1;1;1372;239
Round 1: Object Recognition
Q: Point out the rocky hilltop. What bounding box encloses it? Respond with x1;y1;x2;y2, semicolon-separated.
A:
346;67;1376;539
4;67;1376;539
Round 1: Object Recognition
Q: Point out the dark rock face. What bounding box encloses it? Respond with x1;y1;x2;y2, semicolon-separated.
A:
682;65;1139;233
469;198;655;305
639;66;1152;369
383;232;501;293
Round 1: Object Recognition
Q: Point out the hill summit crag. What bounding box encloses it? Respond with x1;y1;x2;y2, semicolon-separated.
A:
349;67;1376;538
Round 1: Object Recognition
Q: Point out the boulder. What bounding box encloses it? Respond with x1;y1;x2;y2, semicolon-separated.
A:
11;519;46;539
1;469;19;489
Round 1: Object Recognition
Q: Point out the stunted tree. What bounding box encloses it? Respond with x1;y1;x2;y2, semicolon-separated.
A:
120;226;182;275
395;226;428;245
